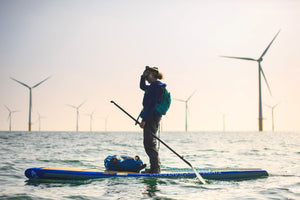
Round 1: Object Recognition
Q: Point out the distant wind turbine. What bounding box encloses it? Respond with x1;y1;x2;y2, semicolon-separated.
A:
264;103;280;132
10;76;51;131
174;90;196;132
100;115;109;132
104;115;109;132
37;112;46;131
4;105;19;132
220;30;280;131
67;101;86;132
221;113;226;132
86;111;95;132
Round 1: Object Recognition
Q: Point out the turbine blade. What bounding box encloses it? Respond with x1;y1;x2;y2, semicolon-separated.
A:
260;66;272;96
273;102;280;109
264;103;272;108
173;98;185;102
259;30;281;60
187;90;196;102
220;56;256;61
66;104;77;109
4;105;11;112
32;76;51;88
10;77;30;88
78;100;86;109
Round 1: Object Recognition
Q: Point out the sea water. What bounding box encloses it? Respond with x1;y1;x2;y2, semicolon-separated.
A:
0;131;299;200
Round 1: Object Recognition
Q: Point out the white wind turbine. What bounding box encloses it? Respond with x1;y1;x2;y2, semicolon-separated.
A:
86;111;95;132
221;30;280;131
103;115;109;132
37;112;46;131
67;101;86;132
174;90;196;132
264;103;280;132
4;105;19;132
221;113;226;132
10;76;51;131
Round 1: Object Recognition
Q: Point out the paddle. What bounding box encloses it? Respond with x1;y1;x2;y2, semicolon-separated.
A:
110;100;206;184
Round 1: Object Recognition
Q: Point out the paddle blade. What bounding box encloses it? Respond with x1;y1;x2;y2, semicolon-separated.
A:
191;166;206;184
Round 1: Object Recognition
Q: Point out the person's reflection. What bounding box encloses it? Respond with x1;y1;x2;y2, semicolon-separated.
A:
142;178;159;198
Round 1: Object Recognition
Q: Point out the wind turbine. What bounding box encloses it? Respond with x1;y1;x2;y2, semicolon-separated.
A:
37;112;46;131
67;101;86;132
264;103;280;132
86;111;95;132
174;90;196;132
220;30;280;131
104;115;109;132
221;113;226;132
10;76;51;131
100;115;109;132
4;105;19;132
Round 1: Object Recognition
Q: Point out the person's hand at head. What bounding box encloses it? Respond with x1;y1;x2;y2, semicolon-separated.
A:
142;66;150;78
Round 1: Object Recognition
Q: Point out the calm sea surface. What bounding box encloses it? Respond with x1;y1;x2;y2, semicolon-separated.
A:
0;131;299;200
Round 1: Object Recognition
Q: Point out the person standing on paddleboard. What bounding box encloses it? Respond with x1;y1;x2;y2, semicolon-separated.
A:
139;66;166;174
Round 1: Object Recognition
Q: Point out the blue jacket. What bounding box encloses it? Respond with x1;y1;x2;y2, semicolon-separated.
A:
140;76;167;122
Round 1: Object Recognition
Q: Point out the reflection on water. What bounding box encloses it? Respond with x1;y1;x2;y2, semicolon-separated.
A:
142;178;159;198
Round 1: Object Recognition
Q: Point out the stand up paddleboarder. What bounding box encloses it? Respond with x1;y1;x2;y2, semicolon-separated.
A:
139;66;169;174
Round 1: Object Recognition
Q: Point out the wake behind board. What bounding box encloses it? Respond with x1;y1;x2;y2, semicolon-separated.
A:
25;166;268;181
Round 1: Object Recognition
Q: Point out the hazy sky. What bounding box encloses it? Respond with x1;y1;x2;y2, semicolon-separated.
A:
1;0;299;132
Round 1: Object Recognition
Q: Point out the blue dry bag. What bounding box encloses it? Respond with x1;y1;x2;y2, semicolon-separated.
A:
104;155;146;172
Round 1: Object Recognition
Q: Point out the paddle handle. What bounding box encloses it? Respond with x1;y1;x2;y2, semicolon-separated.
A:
110;101;140;125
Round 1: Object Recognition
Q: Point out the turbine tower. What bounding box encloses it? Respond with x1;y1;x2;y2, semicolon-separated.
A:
10;76;51;131
174;90;196;132
264;103;279;132
67;101;86;132
221;30;280;132
4;105;19;132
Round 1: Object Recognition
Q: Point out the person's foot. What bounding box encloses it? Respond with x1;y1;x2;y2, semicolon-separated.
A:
141;168;160;174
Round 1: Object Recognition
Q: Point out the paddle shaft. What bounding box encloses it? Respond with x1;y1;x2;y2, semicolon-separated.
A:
110;100;206;184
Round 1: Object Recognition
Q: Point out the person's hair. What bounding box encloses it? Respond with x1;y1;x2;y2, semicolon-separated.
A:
155;72;164;80
147;66;164;80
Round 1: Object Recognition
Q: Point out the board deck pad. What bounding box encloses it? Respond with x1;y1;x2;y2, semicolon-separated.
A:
25;166;268;181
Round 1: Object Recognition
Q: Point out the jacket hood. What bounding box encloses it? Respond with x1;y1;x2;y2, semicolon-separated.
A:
153;81;167;87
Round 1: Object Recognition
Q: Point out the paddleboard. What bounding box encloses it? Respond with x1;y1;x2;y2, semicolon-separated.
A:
25;166;268;181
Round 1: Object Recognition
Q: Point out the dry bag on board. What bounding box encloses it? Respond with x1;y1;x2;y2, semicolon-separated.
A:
104;155;146;172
